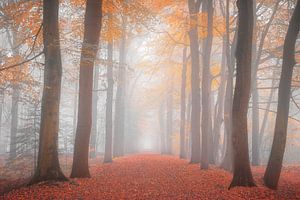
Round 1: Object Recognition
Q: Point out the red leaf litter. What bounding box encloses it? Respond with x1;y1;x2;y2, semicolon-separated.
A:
2;154;300;199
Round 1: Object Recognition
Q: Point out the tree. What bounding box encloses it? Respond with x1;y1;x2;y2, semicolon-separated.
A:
264;0;300;190
201;0;213;169
30;0;67;184
229;0;255;189
104;39;114;163
188;0;201;164
179;46;187;159
71;0;103;178
113;15;127;158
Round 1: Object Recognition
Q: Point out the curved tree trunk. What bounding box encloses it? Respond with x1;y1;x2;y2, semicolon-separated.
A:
229;0;255;189
264;0;300;190
104;41;114;163
30;0;67;184
188;0;202;164
71;0;103;178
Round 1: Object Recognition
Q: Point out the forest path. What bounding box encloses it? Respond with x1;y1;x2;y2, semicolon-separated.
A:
3;154;300;199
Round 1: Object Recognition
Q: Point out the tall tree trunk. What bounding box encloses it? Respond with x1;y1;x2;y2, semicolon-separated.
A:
201;0;214;169
180;47;187;159
186;94;192;159
213;39;226;164
104;41;114;163
90;64;100;158
220;0;236;171
30;0;67;184
188;0;201;164
251;0;260;166
113;16;127;158
264;0;300;190
71;0;103;178
229;0;255;189
9;86;19;160
159;101;166;154
0;90;3;153
166;77;174;154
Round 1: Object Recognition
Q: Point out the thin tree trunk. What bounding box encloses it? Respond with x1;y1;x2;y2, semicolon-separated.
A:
104;41;114;163
9;86;19;160
188;0;202;164
220;0;235;171
90;64;100;158
201;0;214;169
166;77;174;154
30;0;67;184
180;47;187;159
213;39;226;164
229;0;255;189
113;16;127;158
71;0;103;178
186;94;192;159
159;101;166;154
264;0;300;190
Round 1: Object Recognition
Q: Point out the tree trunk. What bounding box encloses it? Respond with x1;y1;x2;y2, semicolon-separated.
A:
113;16;127;158
166;77;174;154
104;41;114;163
159;101;166;154
201;0;214;169
251;81;260;165
0;90;3;153
229;0;255;189
264;0;300;190
180;47;187;159
9;86;19;160
186;94;192;159
90;64;100;158
220;0;236;172
30;0;67;184
213;39;226;164
71;0;103;178
188;0;201;164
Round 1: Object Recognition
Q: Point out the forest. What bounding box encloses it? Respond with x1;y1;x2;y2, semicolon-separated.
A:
0;0;300;199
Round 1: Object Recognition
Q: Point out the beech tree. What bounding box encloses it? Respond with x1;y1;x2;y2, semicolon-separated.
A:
30;0;67;184
188;0;201;164
71;0;103;178
201;0;214;169
229;0;255;188
264;0;300;190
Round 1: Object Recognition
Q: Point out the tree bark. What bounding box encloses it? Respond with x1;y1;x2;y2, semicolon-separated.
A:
167;77;174;155
71;0;103;178
220;0;235;171
9;86;19;160
229;0;255;189
104;41;114;163
90;64;100;158
188;0;202;164
30;0;67;184
159;101;166;154
201;0;213;169
213;39;226;164
180;47;187;159
264;0;300;190
113;16;127;158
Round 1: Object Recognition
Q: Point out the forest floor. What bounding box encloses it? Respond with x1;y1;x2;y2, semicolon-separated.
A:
1;154;300;199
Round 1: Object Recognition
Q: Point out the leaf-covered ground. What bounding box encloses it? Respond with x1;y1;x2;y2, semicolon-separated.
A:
2;154;300;199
